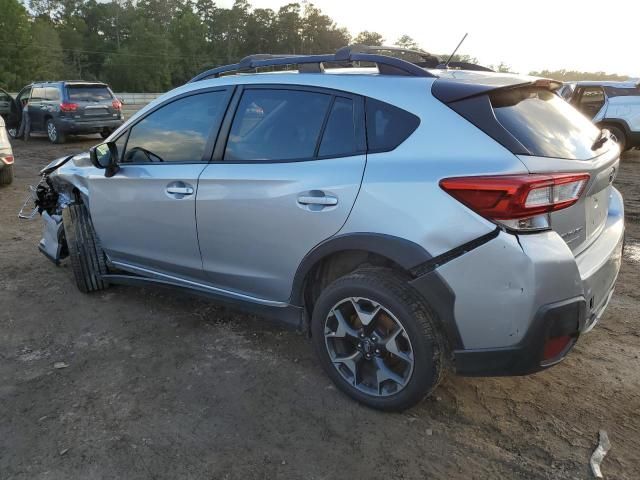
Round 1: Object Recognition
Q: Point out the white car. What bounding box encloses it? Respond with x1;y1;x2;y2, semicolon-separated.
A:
562;80;640;150
0;116;14;185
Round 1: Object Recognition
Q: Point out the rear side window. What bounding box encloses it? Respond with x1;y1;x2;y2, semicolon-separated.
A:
225;89;332;161
605;86;640;97
45;87;60;101
365;98;420;152
67;85;113;102
491;87;599;160
31;87;45;101
318;97;357;157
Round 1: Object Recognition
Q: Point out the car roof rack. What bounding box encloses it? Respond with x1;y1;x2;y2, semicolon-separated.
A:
188;45;437;83
435;61;495;72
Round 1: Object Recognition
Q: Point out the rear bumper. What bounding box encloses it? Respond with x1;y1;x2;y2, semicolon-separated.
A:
413;187;624;377
56;117;123;134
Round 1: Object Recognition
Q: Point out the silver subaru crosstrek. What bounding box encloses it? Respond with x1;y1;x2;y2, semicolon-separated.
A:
24;46;624;411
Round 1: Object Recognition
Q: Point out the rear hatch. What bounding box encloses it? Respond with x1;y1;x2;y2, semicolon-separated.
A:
433;74;619;254
64;83;117;121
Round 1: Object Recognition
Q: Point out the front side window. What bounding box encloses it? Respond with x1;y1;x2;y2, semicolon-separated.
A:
122;91;227;163
225;89;332;161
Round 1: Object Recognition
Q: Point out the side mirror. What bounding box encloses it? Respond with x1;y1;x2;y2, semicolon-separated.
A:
89;142;120;177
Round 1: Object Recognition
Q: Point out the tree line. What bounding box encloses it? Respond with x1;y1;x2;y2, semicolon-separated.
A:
0;0;631;93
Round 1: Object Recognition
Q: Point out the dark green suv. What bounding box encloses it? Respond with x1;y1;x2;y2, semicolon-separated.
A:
3;81;124;143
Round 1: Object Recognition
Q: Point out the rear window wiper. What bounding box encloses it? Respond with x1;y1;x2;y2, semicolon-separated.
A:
591;129;609;151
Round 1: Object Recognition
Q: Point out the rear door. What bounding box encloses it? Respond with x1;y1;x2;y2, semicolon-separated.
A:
65;83;117;122
88;88;233;282
196;85;367;302
28;85;47;131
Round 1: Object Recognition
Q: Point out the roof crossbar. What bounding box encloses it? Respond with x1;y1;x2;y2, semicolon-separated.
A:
188;45;436;83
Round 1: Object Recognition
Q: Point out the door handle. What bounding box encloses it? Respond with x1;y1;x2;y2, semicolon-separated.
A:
166;181;194;198
297;194;338;206
167;186;194;195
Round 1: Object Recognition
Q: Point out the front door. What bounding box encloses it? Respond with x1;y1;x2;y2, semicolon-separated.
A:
88;88;232;282
0;88;18;130
196;86;367;302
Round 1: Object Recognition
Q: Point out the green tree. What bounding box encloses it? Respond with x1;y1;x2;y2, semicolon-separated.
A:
353;30;384;46
0;0;31;89
394;35;420;50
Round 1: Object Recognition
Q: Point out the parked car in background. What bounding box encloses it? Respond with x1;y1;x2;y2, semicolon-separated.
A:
24;47;625;411
0;116;14;185
5;81;124;144
562;80;640;150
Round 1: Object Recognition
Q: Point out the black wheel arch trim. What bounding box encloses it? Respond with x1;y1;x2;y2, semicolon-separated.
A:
290;229;500;347
289;232;433;306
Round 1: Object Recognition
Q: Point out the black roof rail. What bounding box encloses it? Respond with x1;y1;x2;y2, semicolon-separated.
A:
188;45;437;83
435;61;495;72
346;45;441;68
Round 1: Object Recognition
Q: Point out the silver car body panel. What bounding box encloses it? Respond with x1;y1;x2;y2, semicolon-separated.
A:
45;69;625;358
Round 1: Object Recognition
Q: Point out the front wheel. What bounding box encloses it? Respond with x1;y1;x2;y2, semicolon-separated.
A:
47;119;66;144
62;203;109;293
311;267;446;411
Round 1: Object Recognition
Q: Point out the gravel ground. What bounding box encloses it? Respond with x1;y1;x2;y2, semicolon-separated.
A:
1;135;639;480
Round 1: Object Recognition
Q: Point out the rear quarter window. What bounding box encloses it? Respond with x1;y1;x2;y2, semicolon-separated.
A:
490;87;600;160
365;98;420;152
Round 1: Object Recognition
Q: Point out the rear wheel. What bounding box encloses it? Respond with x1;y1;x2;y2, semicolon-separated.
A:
0;165;13;185
47;119;66;144
62;203;109;293
311;267;446;411
606;125;627;151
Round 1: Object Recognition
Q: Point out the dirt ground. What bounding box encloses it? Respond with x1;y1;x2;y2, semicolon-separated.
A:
1;134;639;480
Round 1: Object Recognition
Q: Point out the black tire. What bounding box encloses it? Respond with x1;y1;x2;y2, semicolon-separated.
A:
606;125;627;151
62;203;108;293
0;164;13;185
47;119;66;144
100;129;112;139
311;267;446;411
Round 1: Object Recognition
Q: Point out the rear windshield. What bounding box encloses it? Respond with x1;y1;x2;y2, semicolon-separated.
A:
66;85;112;102
491;87;600;160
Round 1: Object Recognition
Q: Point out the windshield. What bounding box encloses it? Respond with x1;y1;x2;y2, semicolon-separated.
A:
491;87;600;160
66;85;113;102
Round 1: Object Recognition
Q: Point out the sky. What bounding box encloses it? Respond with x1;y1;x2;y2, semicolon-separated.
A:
218;0;640;76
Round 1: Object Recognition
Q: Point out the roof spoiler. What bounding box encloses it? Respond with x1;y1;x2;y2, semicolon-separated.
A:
432;77;562;104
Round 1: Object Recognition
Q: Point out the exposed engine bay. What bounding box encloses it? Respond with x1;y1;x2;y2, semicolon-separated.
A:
18;156;77;264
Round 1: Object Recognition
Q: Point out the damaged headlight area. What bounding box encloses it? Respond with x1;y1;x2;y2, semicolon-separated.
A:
18;169;74;265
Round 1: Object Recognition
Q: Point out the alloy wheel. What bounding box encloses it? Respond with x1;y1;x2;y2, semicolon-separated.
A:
324;297;414;397
47;122;57;142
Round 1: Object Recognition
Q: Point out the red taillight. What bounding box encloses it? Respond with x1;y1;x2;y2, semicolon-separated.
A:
440;174;590;223
542;335;573;361
60;102;78;112
112;99;122;110
0;155;14;165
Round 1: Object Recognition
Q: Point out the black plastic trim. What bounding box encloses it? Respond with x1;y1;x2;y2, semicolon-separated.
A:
102;274;304;329
289;233;432;305
410;227;500;277
454;297;586;376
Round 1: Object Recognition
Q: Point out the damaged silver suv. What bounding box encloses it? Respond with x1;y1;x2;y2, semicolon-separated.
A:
22;46;625;411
